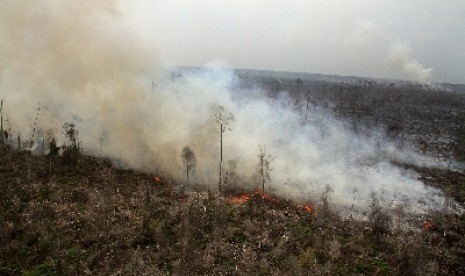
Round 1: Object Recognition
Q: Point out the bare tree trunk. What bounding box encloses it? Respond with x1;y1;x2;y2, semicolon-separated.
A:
215;106;234;195
305;90;310;122
0;99;3;144
261;146;265;192
219;124;223;195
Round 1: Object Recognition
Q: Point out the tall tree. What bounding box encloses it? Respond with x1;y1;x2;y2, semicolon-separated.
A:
305;90;310;122
257;145;273;192
215;106;234;195
181;145;196;185
0;99;4;144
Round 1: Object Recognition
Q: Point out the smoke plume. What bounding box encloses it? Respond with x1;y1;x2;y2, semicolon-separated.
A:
0;1;459;217
387;43;434;83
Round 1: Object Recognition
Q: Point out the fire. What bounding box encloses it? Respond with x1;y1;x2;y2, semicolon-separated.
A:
227;190;279;204
303;204;313;213
423;220;433;230
153;176;162;183
302;204;316;217
255;190;279;203
228;194;251;204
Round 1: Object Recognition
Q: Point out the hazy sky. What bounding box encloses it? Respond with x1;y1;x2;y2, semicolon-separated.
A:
127;0;465;84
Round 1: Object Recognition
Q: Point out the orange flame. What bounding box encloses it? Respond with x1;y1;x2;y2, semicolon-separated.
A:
255;190;279;203
227;190;279;204
423;220;433;230
228;194;251;204
154;176;162;183
302;204;317;217
303;204;313;213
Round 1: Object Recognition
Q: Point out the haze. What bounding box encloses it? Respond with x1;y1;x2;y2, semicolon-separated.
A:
1;0;463;217
128;0;465;84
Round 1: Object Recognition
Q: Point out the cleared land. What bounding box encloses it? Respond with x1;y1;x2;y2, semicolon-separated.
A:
1;70;465;275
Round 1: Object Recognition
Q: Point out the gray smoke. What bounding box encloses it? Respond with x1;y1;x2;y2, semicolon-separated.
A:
0;1;459;217
386;43;433;83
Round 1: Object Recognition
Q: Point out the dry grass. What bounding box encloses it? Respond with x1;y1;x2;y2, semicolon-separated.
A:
1;144;465;275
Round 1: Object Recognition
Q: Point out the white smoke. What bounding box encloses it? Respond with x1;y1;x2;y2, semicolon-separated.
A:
0;1;458;217
387;43;434;83
161;68;450;216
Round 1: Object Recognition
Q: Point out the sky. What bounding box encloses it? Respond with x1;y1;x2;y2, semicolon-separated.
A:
126;0;465;84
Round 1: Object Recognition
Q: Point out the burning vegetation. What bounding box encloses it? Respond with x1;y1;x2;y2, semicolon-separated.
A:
423;220;433;230
227;190;281;205
1;77;465;273
228;193;251;204
1;1;465;274
1;142;465;275
1;59;465;275
1;62;465;274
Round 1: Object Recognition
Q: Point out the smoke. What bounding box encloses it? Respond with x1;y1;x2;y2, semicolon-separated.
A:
0;0;158;166
128;0;465;84
0;1;460;217
386;43;433;83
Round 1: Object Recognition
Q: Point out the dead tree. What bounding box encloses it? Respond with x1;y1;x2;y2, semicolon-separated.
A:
30;103;41;149
215;106;234;195
305;90;310;122
0;99;4;144
257;145;273;192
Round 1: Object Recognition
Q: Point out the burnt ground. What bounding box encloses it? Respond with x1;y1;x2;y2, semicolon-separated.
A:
1;73;465;275
236;73;465;201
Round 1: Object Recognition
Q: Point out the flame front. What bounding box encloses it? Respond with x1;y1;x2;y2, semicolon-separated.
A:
227;190;279;204
255;190;279;203
154;176;162;183
228;194;251;204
